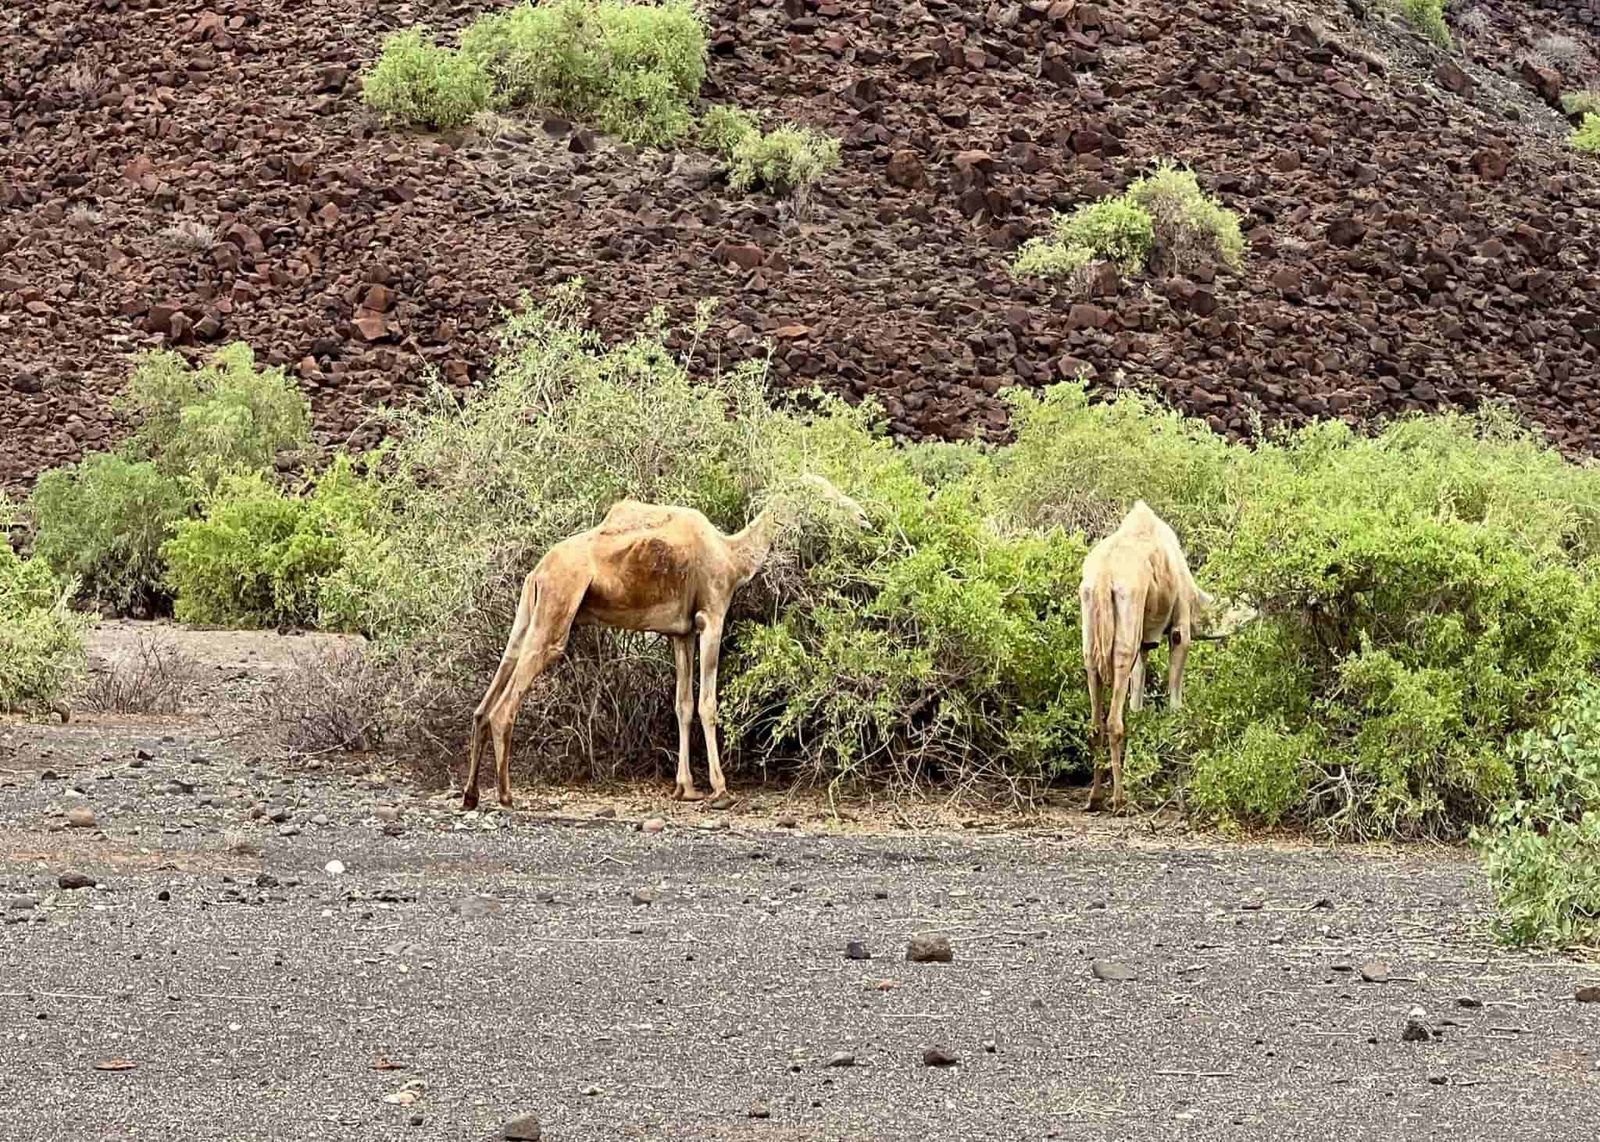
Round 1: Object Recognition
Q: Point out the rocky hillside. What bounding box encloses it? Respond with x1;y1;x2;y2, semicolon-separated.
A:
6;0;1600;489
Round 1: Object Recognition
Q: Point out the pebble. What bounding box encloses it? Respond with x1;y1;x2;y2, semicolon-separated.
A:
825;1051;856;1068
1455;996;1483;1008
324;860;345;875
66;806;97;829
8;895;37;911
922;1045;958;1067
641;817;666;835
1360;960;1389;984
58;871;97;890
374;806;400;823
1402;1006;1432;1042
631;887;657;906
311;813;330;827
845;939;871;961
905;933;952;963
593;807;617;819
1091;959;1136;982
502;1114;541;1140
1577;985;1600;1004
748;1102;771;1119
453;895;503;918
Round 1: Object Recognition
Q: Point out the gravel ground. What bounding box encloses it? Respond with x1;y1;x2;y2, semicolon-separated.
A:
2;624;1599;1141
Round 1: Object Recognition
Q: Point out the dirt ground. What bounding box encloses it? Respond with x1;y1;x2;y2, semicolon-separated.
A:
2;622;1598;1141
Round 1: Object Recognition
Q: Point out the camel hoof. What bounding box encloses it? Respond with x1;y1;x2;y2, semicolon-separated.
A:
708;792;736;811
462;790;479;811
499;795;515;810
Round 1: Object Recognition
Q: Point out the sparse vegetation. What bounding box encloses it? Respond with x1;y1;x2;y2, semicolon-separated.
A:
1475;685;1600;947
162;458;375;629
1398;0;1451;49
79;634;198;715
29;455;189;616
1573;112;1600;154
1012;162;1242;285
117;343;311;495
701;109;840;199
362;27;492;130
1562;90;1600;118
161;217;218;252
366;1;707;145
0;536;89;715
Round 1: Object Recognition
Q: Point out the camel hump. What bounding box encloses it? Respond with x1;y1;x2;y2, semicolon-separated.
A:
617;533;692;581
598;501;676;536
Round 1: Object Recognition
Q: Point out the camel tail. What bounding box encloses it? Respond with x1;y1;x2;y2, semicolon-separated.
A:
1084;571;1117;678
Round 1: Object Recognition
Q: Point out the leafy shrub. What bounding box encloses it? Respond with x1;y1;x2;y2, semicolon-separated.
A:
1125;163;1246;274
1573;112;1600;154
361;27;492;129
1474;685;1600;947
0;538;88;715
118;343;311;493
1012;165;1242;283
457;0;707;145
1399;0;1451;48
162;457;374;629
699;105;760;155
29;454;188;616
707;117;841;199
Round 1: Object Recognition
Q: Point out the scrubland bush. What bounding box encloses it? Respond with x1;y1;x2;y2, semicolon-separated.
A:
163;457;375;629
1399;0;1451;48
1013;163;1242;285
118;343;311;494
29;454;188;616
1573;112;1600;154
1474;686;1600;947
27;344;313;618
1561;90;1600;118
0;535;88;714
366;1;707;144
362;27;492;129
700;111;840;199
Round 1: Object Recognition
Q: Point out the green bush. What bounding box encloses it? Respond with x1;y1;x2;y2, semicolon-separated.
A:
362;27;492;129
702;114;841;199
1013;165;1243;284
1573;112;1600;154
162;457;375;629
29;454;189;616
457;0;707;145
1126;162;1246;274
118;343;311;494
1561;91;1600;118
1399;0;1451;49
0;536;88;715
1474;685;1600;947
699;105;760;155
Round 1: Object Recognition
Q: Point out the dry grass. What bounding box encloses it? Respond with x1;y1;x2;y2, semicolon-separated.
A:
161;217;217;252
253;644;394;758
79;635;199;716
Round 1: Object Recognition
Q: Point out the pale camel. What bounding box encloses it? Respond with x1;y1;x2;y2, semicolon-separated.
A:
462;475;870;810
1079;501;1255;813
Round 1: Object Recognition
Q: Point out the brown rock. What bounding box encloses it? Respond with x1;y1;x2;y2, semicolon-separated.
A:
886;149;925;188
906;933;953;963
352;312;388;341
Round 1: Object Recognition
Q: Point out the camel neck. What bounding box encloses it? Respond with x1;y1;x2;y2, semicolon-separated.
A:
729;502;781;583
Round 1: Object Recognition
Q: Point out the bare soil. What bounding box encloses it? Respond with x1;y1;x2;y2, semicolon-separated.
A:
2;623;1598;1140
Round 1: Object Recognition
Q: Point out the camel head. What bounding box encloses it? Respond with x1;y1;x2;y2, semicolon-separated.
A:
788;473;871;532
1194;589;1259;641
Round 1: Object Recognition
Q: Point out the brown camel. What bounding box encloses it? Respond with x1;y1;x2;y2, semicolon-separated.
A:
462;475;870;810
1079;501;1256;813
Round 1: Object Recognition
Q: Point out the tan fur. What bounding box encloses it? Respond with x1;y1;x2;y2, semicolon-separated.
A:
1078;501;1214;814
462;477;869;810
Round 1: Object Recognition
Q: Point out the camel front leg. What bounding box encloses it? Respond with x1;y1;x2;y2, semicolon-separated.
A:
464;573;537;810
1167;629;1190;711
696;610;729;800
669;634;700;801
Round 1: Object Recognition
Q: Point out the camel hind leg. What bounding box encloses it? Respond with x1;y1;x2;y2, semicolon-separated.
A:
464;573;539;810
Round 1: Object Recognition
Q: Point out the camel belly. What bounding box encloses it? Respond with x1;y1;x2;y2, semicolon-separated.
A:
577;598;696;636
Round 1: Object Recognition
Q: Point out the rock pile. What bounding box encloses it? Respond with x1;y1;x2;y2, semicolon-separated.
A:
6;0;1600;489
